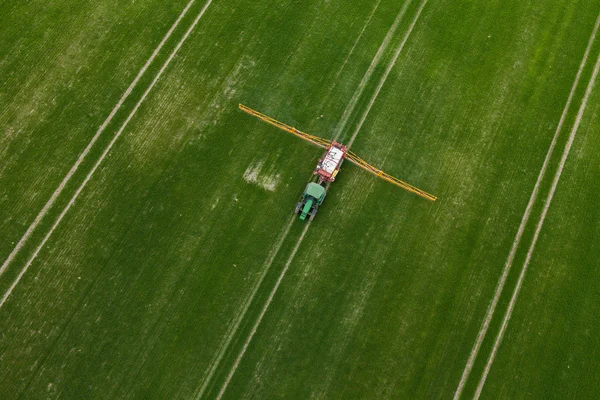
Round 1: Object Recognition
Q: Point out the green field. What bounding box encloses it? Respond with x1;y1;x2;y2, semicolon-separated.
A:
1;0;600;398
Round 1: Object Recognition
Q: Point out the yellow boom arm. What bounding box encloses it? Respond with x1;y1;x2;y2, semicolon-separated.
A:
238;104;437;201
239;104;331;149
345;150;437;201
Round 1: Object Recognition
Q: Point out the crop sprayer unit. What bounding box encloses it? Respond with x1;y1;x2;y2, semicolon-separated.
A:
239;104;436;221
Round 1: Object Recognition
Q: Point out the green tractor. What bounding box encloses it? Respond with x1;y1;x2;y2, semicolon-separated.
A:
295;182;327;221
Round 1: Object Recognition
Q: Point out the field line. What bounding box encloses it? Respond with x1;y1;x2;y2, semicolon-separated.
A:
453;12;600;399
0;0;197;278
213;1;428;397
216;222;312;400
473;50;600;399
193;3;390;396
329;0;382;88
0;0;215;310
347;0;429;147
333;0;412;140
193;216;295;399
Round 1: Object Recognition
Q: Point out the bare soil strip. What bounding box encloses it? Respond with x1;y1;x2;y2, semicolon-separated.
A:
0;0;197;277
453;12;600;399
0;0;215;310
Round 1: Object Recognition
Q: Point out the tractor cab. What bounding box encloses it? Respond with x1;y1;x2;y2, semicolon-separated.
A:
295;182;327;221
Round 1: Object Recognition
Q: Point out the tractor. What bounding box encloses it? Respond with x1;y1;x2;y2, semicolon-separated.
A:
239;104;436;222
295;182;326;221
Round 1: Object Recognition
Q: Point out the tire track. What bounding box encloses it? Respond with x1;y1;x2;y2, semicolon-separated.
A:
453;12;600;398
0;0;215;310
213;1;429;397
193;2;403;396
333;0;413;139
0;0;197;277
318;0;383;113
347;0;429;147
474;49;600;400
330;0;383;87
215;222;312;400
193;216;295;399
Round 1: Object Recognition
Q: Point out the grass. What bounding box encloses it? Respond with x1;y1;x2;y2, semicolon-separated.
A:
477;53;600;399
1;0;600;398
0;0;196;262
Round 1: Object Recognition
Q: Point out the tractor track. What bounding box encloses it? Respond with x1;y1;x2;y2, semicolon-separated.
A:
0;0;197;279
453;11;600;398
209;0;429;397
0;0;215;310
193;215;296;399
347;0;428;147
333;0;413;140
215;222;312;400
473;46;600;400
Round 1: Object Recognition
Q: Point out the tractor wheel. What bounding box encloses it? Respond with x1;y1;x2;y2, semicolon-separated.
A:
309;209;317;221
295;202;302;214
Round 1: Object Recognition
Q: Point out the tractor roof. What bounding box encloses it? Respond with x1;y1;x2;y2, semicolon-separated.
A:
306;182;326;199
